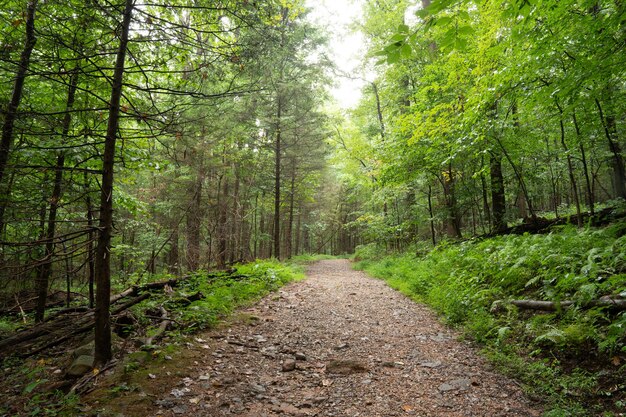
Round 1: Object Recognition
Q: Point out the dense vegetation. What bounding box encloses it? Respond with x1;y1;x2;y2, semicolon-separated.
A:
0;0;352;365
355;222;626;415
332;0;625;247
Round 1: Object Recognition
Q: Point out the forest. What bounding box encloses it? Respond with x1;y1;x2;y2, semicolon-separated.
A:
0;0;625;415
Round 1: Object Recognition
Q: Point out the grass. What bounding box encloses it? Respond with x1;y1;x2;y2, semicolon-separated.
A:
354;223;626;416
167;259;305;332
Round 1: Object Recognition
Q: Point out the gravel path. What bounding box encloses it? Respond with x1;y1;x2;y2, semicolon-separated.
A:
151;259;541;416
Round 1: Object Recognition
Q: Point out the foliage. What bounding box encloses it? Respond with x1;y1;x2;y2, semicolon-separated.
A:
354;223;626;414
159;260;304;333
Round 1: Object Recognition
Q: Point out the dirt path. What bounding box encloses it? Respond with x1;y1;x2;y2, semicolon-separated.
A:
118;260;541;416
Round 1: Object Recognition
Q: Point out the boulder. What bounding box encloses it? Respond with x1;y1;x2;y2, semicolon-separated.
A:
67;355;94;377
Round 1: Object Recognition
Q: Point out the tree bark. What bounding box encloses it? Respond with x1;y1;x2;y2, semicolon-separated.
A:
511;297;626;311
595;98;626;199
94;0;134;367
285;158;296;259
0;0;38;232
273;95;282;260
186;171;202;270
490;152;506;233
572;111;594;217
371;82;385;141
427;184;436;246
218;176;229;268
555;100;582;226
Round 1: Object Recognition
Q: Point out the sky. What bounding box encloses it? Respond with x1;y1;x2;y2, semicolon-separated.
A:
304;0;368;109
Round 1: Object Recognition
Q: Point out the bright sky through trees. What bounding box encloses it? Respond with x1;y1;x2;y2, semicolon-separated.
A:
305;0;366;108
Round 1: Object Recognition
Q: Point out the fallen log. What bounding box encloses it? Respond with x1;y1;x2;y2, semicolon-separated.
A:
511;295;626;311
0;313;92;355
109;278;182;305
143;306;171;346
21;293;152;358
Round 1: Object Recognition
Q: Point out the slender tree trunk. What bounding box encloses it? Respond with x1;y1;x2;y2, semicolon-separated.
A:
555;101;582;226
230;167;240;263
253;192;258;259
94;0;134;366
285;159;296;259
371;82;385;141
595;98;626;199
427;185;436;246
480;157;491;232
85;173;95;309
442;167;462;238
34;154;65;322
168;227;179;274
218;177;229;268
0;0;38;233
273;97;282;260
34;70;78;321
572;111;594;217
294;208;301;256
186;172;202;270
496;103;536;220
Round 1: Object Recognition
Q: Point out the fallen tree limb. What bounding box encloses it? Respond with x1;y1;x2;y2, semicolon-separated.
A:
20;294;151;358
110;278;182;305
511;296;626;311
143;306;170;346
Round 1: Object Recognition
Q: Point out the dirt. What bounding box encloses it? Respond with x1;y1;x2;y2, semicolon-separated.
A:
84;259;542;416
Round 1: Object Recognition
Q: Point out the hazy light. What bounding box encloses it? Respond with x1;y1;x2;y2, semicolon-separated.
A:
305;0;366;109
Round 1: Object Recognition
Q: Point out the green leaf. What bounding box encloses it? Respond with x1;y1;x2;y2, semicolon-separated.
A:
397;23;409;33
390;33;407;43
400;43;412;58
435;16;453;26
387;50;401;64
457;25;475;36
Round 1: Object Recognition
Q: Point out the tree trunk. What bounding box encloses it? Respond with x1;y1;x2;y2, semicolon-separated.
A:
93;0;134;367
555;100;582;226
427;184;436;246
0;0;38;232
442;166;462;238
572;111;594;217
34;69;78;321
371;82;385;141
294;208;302;256
168;226;179;274
186;172;202;271
490;152;506;232
595;98;626;199
273;96;282;260
85;173;95;309
285;159;296;259
218;176;229;268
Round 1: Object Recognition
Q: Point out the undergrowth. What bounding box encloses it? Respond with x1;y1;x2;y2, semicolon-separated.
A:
1;259;304;416
159;259;305;333
354;224;626;416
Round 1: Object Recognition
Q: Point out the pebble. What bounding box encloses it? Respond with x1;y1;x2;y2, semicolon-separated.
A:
282;359;296;372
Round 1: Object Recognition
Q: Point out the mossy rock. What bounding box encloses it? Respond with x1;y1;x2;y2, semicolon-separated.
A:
67;355;94;377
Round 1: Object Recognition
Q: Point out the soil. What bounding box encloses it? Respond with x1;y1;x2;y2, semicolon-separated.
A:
84;259;542;416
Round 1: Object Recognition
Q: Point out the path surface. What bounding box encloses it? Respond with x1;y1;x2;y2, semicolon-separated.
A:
146;260;541;416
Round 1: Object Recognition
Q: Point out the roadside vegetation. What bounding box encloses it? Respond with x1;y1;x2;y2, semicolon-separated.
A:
355;223;626;416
